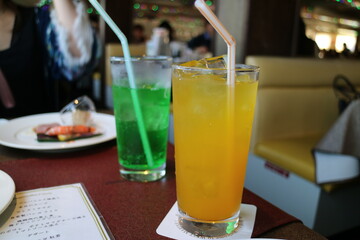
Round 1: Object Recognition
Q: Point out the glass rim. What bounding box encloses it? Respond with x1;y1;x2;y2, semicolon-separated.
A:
172;63;260;73
110;56;172;63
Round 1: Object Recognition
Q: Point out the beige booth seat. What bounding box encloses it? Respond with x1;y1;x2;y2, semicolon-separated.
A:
247;56;360;191
244;56;360;236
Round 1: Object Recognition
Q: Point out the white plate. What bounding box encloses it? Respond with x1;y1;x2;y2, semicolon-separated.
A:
0;112;116;151
0;170;15;215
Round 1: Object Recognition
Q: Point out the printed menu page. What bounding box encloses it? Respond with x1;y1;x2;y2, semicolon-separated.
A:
0;183;113;240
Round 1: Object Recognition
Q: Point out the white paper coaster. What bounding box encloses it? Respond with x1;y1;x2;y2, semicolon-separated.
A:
156;202;257;240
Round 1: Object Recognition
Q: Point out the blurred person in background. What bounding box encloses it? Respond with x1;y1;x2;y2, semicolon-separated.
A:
187;22;214;56
158;20;174;42
156;20;189;61
0;0;100;118
341;43;351;58
131;24;146;44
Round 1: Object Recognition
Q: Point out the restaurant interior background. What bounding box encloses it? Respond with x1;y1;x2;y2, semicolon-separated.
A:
31;0;360;238
75;0;360;107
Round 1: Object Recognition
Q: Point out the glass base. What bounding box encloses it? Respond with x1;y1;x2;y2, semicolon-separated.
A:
120;163;166;182
178;209;240;238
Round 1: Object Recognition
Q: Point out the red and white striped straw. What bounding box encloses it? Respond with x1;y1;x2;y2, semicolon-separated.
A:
194;0;236;86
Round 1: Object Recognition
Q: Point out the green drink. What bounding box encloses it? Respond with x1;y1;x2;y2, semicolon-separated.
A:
113;85;170;170
110;56;172;182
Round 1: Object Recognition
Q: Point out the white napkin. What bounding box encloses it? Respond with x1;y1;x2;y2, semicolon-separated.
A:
157;202;257;240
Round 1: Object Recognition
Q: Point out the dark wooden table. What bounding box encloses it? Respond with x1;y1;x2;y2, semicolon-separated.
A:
0;142;327;240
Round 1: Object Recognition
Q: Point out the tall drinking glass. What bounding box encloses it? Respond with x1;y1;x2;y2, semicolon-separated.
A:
172;62;259;237
111;56;172;182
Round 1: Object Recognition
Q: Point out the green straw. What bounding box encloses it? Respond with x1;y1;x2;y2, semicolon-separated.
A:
88;0;154;167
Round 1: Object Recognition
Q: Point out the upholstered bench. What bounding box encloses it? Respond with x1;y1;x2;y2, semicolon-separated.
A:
244;56;360;236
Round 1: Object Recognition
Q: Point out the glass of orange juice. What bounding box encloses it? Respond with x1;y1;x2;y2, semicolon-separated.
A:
172;57;259;237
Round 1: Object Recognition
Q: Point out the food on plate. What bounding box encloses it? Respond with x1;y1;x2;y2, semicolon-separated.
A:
33;123;60;134
72;109;92;125
60;96;96;126
45;125;96;136
34;123;101;142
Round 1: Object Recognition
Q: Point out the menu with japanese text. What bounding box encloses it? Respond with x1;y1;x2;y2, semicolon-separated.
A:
0;183;113;240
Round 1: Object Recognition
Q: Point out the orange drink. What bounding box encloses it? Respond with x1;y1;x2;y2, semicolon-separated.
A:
172;59;259;237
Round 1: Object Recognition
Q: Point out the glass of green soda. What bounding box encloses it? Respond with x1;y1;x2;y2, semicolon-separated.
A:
110;56;172;182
